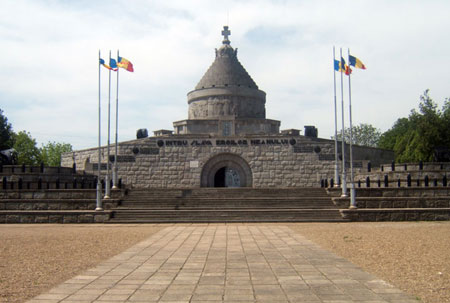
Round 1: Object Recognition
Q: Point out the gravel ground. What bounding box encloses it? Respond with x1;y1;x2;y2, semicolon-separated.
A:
1;222;449;303
288;221;450;303
0;224;165;303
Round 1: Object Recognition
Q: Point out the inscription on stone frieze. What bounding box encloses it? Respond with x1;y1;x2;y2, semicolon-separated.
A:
158;138;293;147
191;140;213;146
163;140;188;147
216;139;248;146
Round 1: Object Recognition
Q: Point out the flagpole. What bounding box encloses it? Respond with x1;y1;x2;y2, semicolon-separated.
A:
112;50;119;189
340;48;348;197
348;48;356;208
96;50;103;211
104;50;112;199
333;46;339;187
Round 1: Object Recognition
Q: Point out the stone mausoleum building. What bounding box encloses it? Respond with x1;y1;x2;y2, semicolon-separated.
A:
62;26;394;188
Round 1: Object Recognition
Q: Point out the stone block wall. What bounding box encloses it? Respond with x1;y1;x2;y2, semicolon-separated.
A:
62;135;394;189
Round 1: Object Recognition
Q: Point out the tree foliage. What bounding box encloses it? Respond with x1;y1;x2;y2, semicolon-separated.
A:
13;131;41;165
332;123;382;147
0;109;14;150
40;141;73;166
378;90;450;162
0;110;74;165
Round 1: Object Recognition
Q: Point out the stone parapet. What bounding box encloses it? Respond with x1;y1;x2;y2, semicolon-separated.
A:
0;189;122;199
330;187;450;221
328;187;450;198
341;208;450;221
0;210;111;223
0;198;119;211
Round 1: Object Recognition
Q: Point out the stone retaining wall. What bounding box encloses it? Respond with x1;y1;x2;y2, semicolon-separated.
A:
62;135;393;188
341;208;450;221
0;211;111;223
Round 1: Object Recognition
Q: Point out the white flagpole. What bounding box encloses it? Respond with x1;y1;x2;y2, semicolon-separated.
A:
104;51;112;199
348;49;356;208
96;50;103;211
333;46;339;187
340;48;348;197
112;50;119;189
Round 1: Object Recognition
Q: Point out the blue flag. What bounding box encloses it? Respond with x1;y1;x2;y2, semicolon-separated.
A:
109;58;118;69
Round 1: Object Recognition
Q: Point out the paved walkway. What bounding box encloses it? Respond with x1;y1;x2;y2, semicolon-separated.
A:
28;225;419;303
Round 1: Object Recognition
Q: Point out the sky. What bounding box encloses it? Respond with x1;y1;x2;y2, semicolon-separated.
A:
1;0;449;150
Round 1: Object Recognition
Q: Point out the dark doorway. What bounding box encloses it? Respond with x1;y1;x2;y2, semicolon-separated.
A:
214;167;226;187
213;167;241;187
201;153;252;187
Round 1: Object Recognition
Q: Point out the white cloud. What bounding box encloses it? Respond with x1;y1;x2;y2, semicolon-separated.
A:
1;0;449;150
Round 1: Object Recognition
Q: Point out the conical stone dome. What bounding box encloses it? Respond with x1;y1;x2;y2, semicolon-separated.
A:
195;44;258;90
187;26;267;120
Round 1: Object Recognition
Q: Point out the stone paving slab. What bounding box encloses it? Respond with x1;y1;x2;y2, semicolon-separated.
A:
27;225;420;303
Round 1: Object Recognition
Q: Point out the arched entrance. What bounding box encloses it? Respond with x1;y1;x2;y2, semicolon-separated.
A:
201;153;252;187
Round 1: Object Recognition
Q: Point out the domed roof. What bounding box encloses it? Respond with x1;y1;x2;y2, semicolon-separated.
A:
194;26;258;90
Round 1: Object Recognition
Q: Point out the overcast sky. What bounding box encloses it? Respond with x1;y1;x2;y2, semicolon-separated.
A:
1;0;449;150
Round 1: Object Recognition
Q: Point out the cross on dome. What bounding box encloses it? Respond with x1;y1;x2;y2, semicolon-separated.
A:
222;26;231;44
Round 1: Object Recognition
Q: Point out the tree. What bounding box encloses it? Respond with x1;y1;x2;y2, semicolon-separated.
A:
0;109;14;150
331;123;381;147
378;90;450;162
12;131;41;165
40;141;73;166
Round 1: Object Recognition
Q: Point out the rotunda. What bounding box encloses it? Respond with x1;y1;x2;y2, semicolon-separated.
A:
173;26;280;136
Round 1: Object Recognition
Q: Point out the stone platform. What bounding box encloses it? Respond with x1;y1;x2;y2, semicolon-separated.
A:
110;188;347;223
27;225;419;303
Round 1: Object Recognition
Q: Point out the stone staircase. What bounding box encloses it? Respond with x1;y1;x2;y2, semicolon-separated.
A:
109;188;347;223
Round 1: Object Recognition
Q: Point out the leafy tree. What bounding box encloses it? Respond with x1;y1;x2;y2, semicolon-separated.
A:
12;131;41;165
0;109;14;150
377;118;410;151
439;97;450;149
378;90;449;162
40;141;73;166
332;123;381;147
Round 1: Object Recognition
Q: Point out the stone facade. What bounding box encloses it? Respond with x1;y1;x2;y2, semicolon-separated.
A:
62;134;394;189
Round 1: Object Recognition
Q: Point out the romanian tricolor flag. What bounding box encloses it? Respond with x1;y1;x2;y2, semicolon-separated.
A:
334;59;346;73
338;57;352;75
349;55;366;69
117;56;134;72
99;58;117;71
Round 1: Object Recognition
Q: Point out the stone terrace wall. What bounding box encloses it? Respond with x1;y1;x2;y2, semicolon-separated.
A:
62;135;394;188
353;162;449;188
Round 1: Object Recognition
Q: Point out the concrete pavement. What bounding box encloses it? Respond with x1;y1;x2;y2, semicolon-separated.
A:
27;225;419;303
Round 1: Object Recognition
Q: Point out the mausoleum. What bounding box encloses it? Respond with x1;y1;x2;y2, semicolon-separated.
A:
62;26;394;188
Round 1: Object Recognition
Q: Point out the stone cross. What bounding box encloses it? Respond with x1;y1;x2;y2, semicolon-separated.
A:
222;26;231;44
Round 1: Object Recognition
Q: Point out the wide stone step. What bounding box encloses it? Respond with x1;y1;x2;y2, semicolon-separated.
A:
124;188;330;199
109;208;346;223
108;218;347;223
118;201;335;209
